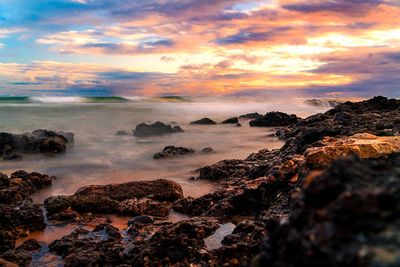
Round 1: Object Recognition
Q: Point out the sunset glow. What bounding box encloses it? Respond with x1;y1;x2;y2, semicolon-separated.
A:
0;0;399;97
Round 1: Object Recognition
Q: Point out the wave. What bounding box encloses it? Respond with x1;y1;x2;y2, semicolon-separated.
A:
0;96;147;104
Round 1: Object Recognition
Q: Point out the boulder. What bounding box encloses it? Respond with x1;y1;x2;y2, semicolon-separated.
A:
249;112;299;127
190;118;217;125
305;133;400;167
117;198;170;217
133;122;183;137
201;147;215;154
153;146;195;159
221;117;239;124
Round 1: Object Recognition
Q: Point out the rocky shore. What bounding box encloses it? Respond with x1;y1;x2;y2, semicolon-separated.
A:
1;96;399;266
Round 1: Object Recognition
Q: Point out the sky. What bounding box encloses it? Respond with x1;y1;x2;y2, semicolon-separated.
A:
0;0;399;97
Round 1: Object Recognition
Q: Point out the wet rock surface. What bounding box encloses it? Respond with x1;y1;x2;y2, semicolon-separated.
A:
133;121;184;137
153;145;195;159
44;179;183;219
191;118;217;125
256;157;400;267
0;171;54;265
0;129;73;160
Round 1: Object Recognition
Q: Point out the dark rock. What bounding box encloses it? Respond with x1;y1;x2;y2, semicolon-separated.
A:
153;146;195;159
44;195;72;215
128;215;154;226
0;239;41;267
201;147;215;154
0;130;72;159
196;159;249;181
235;123;242;127
190;118;217;125
249;112;300;127
239;113;262;119
133;122;183;137
44;179;183;217
115;130;129;136
124;218;219;266
117;198;170;217
221;117;239;124
49;224;124;266
257;156;400;267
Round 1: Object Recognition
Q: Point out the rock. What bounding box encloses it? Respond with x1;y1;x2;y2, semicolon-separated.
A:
0;171;53;204
115;130;129;136
201;147;215;154
196;159;249;181
0;239;41;267
133;122;183;137
44;179;183;217
2;153;22;161
44;195;72;215
249;112;300;127
235;123;242;127
117;198;170;217
128;215;154;226
239;113;262;119
305;134;400;168
0;130;72;159
124;218;219;266
153;146;195;159
190;118;217;125
221;117;239;124
256;156;400;267
49;224;124;266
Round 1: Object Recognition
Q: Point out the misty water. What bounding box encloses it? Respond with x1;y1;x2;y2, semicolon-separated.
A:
0;97;329;252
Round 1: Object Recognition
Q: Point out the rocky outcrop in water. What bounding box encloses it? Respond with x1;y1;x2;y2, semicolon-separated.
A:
221;117;239;124
133;122;184;137
0;130;73;160
191;118;217;125
44;179;183;219
239;113;262;119
249;111;300;127
153;146;195;159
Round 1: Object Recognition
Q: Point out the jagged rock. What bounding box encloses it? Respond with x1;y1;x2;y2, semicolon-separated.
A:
153;146;195;159
256;156;400;267
124;218;219;266
249;112;300;127
190;118;217;125
49;224;123;266
0;239;41;267
196;159;249;181
0;171;53;204
0;130;72;159
304;99;341;108
133;122;183;137
117;198;170;217
221;117;239;124
44;179;183;218
305;133;400;168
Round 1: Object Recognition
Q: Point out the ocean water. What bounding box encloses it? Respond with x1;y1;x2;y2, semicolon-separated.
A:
0;96;329;203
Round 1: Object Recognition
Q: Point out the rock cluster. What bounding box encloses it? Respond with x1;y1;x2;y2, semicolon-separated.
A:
153;146;195;159
0;129;73;160
0;170;54;265
44;179;184;220
133;122;184;137
249;111;300;127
